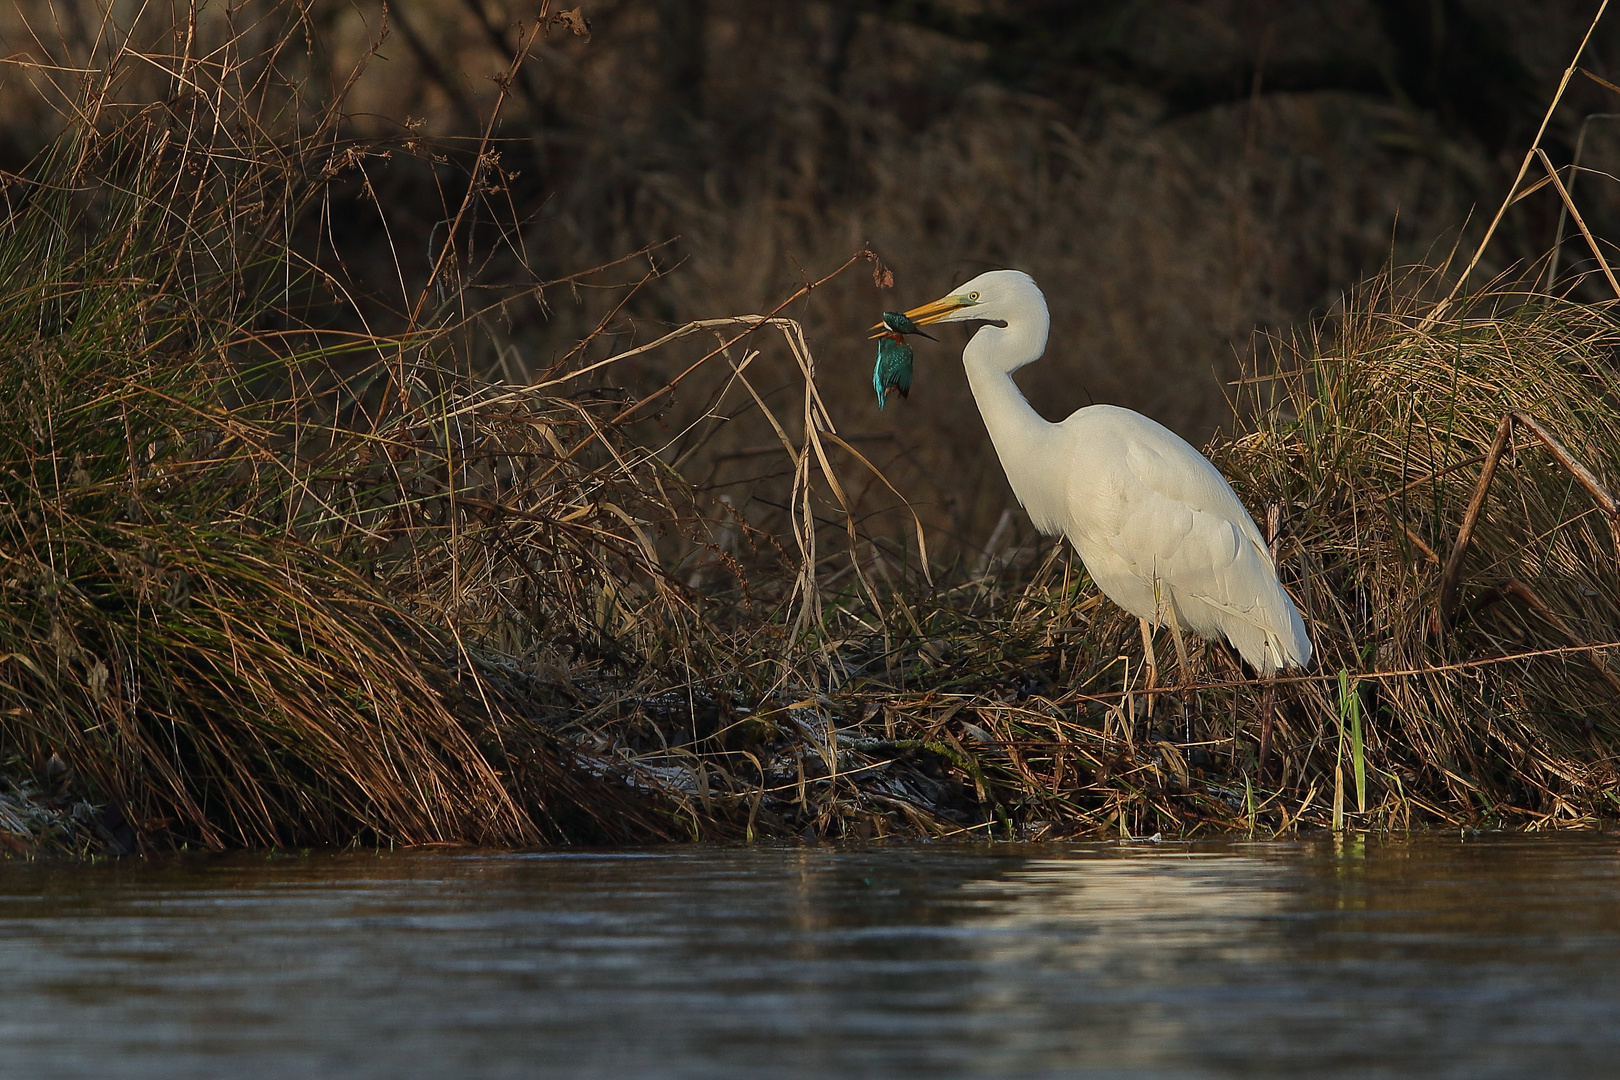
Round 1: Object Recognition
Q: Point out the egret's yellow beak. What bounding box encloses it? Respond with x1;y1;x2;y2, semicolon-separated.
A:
866;294;973;339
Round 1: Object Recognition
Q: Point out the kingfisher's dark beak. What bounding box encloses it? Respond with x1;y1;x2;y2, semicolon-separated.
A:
867;317;937;341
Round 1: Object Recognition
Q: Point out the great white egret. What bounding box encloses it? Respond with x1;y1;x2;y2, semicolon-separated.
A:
875;269;1311;700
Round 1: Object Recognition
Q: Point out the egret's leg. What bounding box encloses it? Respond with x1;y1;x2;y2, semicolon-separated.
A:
1137;617;1159;721
1163;604;1196;744
1257;680;1276;780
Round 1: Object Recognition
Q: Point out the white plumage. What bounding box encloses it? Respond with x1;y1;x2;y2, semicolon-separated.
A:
889;269;1311;676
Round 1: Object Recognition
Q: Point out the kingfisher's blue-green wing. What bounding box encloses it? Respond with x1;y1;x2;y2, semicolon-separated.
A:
873;337;914;410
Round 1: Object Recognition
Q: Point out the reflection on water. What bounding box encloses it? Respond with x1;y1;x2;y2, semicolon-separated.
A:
1;835;1618;1078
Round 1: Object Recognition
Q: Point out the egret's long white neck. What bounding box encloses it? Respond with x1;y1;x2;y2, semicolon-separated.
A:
961;319;1066;533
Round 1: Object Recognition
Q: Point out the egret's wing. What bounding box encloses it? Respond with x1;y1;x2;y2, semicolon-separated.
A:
1065;409;1309;669
1109;438;1269;593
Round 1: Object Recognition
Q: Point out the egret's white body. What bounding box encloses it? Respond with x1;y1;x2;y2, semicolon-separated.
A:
893;269;1311;675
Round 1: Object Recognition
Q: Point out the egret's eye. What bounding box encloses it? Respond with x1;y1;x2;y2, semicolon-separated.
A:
969;291;980;302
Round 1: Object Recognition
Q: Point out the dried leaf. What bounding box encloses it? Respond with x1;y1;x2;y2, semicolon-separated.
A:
865;249;894;288
87;660;110;702
552;7;592;40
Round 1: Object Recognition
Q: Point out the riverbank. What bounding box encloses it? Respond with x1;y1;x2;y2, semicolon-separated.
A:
4;7;1618;855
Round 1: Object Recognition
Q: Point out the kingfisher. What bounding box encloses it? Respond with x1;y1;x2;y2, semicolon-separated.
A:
871;311;932;409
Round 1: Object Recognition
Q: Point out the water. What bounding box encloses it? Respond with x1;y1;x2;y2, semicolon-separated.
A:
1;835;1617;1078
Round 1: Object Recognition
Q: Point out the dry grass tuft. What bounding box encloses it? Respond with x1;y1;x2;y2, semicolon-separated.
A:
1218;275;1620;828
0;2;704;849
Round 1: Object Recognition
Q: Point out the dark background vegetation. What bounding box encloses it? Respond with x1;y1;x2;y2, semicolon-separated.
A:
5;0;1620;563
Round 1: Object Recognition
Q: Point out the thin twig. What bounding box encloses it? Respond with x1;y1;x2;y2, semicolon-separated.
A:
1439;413;1515;627
1533;148;1620;298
